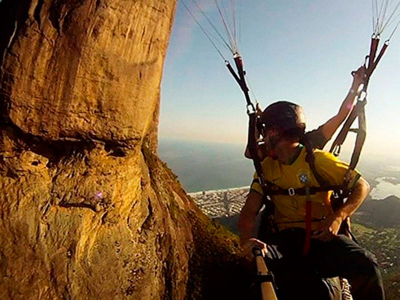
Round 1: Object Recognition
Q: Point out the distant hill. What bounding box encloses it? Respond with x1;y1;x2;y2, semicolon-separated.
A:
355;195;400;228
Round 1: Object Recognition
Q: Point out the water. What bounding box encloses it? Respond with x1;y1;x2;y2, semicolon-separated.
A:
158;139;254;192
370;177;400;200
159;139;400;198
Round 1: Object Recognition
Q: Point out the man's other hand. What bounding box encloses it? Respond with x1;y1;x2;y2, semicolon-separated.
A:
241;238;268;257
312;213;343;242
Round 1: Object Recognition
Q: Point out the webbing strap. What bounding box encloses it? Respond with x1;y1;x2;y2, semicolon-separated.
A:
252;181;343;196
330;36;388;172
303;199;312;256
248;113;265;183
306;150;330;188
226;54;254;113
329;99;366;170
350;101;366;170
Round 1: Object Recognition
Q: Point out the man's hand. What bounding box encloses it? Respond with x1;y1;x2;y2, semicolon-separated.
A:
241;238;268;257
313;177;370;242
312;213;344;242
352;66;367;88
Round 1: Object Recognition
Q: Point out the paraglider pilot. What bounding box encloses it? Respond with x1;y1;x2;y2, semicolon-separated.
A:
239;100;385;299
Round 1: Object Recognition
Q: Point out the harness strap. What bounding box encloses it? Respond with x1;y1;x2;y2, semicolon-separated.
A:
248;113;264;177
248;110;279;235
349;101;366;170
303;197;312;256
252;180;342;196
330;36;388;172
275;217;325;225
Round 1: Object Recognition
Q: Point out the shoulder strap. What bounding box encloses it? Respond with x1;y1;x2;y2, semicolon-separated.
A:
303;137;330;188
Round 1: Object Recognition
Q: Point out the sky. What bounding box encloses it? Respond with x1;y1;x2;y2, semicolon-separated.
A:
160;0;400;162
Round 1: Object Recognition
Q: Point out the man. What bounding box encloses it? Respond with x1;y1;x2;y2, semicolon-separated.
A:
238;101;385;299
245;66;367;160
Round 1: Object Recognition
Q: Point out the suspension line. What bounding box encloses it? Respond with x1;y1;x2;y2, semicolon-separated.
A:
379;1;400;34
214;0;237;52
190;0;235;53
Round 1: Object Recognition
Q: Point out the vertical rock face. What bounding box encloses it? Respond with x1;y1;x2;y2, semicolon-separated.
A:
0;1;249;299
1;0;169;143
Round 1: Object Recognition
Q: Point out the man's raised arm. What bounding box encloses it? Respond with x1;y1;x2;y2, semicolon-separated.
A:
320;66;366;140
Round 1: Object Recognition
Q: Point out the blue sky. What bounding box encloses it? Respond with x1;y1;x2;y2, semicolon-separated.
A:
160;0;400;161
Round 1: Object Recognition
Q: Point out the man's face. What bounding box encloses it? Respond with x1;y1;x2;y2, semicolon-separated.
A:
263;127;284;153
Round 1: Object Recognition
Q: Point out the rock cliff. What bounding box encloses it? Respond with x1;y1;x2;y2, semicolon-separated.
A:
0;0;249;299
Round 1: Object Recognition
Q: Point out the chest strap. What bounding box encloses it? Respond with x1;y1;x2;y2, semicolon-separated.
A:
254;180;343;197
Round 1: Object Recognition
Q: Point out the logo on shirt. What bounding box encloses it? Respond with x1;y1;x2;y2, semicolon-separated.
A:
298;170;310;185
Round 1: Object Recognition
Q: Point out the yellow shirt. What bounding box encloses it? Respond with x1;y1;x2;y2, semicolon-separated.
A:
251;148;360;231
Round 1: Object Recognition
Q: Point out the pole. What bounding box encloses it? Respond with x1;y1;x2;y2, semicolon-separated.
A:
253;248;278;300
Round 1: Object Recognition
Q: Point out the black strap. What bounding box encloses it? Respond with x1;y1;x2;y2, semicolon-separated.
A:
248;113;264;181
329;99;366;171
226;55;254;113
349;101;366;170
257;273;275;284
330;36;388;172
259;184;343;196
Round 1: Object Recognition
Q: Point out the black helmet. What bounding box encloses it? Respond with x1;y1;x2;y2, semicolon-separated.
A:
261;101;306;136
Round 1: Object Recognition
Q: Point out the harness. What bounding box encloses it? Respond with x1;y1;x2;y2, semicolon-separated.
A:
253;148;353;255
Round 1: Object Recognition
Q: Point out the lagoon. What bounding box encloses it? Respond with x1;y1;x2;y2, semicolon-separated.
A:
370;177;400;200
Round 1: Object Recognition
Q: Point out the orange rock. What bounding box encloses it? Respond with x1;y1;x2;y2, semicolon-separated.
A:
0;1;250;299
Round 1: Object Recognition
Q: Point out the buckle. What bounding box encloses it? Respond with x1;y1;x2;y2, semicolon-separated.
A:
288;188;295;196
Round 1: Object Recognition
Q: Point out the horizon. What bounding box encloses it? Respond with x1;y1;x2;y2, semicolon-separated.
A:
158;136;400;165
159;138;400;194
